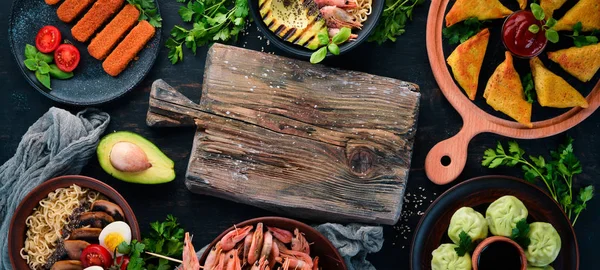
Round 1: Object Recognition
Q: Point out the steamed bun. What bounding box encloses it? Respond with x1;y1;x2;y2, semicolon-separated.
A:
431;243;472;270
526;222;561;267
486;195;528;237
448;207;488;244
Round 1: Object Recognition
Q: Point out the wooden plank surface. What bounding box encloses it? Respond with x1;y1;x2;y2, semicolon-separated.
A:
147;44;421;225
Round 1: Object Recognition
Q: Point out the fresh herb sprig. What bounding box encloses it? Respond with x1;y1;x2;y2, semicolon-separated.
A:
568;22;599;48
166;0;249;64
510;219;530;248
127;0;163;28
482;138;594;226
454;231;476;257
23;44;73;90
310;27;352;64
368;0;424;44
521;72;535;104
528;3;559;43
442;18;487;45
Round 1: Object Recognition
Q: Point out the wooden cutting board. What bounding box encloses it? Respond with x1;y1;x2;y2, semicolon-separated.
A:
146;44;421;225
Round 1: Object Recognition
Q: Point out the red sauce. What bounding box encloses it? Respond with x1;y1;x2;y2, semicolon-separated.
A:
502;10;547;58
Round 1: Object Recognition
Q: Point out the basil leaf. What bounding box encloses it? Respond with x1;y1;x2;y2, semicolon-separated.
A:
332;27;351;45
36;52;54;63
38;61;51;74
317;30;329;46
49;64;74;79
25;44;38;60
35;70;51;90
545;17;557;28
546;29;559;43
24;59;39;71
528;25;540;34
310;47;328;64
328;43;340;55
531;3;545;21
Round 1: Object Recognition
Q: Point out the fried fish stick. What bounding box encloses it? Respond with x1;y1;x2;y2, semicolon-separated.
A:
57;0;96;23
103;20;155;77
45;0;62;5
71;0;125;42
88;5;140;60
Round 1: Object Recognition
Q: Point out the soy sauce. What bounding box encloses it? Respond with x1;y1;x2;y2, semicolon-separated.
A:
477;241;523;270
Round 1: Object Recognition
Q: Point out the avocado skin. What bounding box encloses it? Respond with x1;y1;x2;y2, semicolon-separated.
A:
97;131;176;184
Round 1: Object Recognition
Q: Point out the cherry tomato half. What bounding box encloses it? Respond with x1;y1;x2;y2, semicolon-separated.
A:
116;256;130;270
80;244;112;268
35;26;62;53
54;44;80;73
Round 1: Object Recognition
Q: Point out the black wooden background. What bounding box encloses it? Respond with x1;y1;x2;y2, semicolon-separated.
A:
1;0;599;269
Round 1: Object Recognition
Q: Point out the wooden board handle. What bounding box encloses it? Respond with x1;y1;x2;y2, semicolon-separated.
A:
147;79;201;128
425;127;481;185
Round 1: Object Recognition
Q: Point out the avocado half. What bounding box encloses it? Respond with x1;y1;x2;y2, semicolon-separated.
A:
97;131;175;184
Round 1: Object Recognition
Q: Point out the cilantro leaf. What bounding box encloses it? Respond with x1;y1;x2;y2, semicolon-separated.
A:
442;18;486;45
454;231;475;257
127;0;162;28
521;72;536;103
368;0;423;44
511;219;531;248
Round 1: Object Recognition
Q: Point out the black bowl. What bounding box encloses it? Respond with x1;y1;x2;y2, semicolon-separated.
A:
249;0;384;58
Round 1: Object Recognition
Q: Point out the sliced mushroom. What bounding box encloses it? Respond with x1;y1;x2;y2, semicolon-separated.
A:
64;240;90;260
79;212;114;228
50;260;83;270
91;200;125;221
70;227;101;242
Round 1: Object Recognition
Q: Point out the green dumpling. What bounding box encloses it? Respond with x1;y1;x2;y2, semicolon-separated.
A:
526;222;561;267
527;265;555;270
448;207;489;244
486;195;528;236
431;243;472;270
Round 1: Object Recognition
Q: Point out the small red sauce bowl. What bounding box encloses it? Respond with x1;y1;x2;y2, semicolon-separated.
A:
502;10;548;59
472;236;527;270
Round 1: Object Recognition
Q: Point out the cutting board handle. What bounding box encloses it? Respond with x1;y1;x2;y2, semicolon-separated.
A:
147;79;200;128
425;126;482;185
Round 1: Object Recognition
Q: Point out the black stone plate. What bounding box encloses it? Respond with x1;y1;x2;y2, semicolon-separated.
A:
8;0;161;105
411;176;579;270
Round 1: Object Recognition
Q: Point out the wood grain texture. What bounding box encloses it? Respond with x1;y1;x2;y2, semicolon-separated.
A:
424;0;600;186
147;44;421;225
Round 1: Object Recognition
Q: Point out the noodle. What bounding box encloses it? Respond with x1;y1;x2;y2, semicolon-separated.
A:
19;185;98;270
350;0;372;23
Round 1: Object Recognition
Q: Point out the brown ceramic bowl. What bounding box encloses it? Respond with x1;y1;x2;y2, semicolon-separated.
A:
8;175;141;269
410;175;578;270
471;236;527;270
199;217;347;270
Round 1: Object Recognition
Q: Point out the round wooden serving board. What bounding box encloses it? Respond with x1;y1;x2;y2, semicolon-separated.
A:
424;0;600;185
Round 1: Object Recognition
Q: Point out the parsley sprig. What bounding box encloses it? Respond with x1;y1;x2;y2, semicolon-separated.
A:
482;138;594;226
521;72;535;104
442;18;487;45
510;219;530;248
368;0;423;44
166;0;249;64
568;22;599;48
454;231;475;257
127;0;163;28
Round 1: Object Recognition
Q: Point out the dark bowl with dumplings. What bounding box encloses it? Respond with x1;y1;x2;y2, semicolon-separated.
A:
199;216;347;269
248;0;384;58
8;175;141;269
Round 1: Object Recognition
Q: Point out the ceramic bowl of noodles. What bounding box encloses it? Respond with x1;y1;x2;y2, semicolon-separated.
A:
8;175;140;270
248;0;384;57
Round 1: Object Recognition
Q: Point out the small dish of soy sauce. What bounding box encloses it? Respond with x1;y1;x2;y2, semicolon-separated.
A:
472;236;527;270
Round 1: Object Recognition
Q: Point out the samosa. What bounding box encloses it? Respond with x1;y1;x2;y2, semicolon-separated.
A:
530;57;588;108
447;28;490;100
446;0;512;27
540;0;567;18
547;43;600;82
484;52;533;128
554;0;600;31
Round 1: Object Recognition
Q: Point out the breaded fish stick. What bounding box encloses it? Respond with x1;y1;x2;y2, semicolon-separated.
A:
57;0;96;23
45;0;62;5
71;0;125;42
103;20;155;77
88;4;140;60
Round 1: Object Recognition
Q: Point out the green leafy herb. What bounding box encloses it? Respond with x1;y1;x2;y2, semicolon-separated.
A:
48;64;74;80
482;138;594;226
528;3;559;43
521;72;535;103
454;231;475;257
510;219;531;248
442;18;486;45
166;0;249;64
35;70;51;90
568;22;599;47
368;0;424;44
24;44;60;90
127;0;163;28
310;27;352;64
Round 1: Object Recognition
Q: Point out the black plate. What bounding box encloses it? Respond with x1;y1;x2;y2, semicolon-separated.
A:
8;0;161;105
249;0;384;58
411;176;579;270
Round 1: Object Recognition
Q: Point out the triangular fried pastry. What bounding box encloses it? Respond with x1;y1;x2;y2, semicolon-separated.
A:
484;52;533;128
445;0;512;27
554;0;600;31
547;43;600;82
447;28;490;100
530;57;589;108
540;0;567;18
517;0;526;10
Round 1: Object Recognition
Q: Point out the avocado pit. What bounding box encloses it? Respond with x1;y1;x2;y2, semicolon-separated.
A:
109;141;152;173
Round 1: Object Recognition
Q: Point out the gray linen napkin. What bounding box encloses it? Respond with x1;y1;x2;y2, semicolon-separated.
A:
191;223;384;270
0;107;110;270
